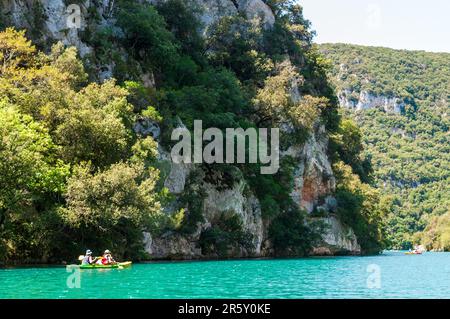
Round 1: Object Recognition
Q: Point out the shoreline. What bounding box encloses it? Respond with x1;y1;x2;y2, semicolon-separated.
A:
5;250;444;269
3;250;447;269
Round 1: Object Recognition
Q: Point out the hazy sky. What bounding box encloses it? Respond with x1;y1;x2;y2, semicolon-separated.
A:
298;0;450;52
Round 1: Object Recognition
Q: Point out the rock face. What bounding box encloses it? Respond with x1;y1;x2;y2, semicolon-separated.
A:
145;231;202;259
202;180;264;255
283;124;359;255
278;68;358;254
286;124;336;214
133;118;161;139
194;0;239;31
146;116;360;259
145;178;264;259
237;0;275;27
338;89;404;114
1;0;93;56
310;216;361;255
163;160;193;195
150;0;275;33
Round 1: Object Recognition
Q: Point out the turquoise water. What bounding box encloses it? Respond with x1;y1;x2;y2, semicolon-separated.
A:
0;251;449;298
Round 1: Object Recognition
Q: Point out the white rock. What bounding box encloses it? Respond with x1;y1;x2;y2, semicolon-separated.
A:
43;0;93;56
133;118;161;139
163;161;193;194
143;232;153;254
339;90;404;114
311;216;361;255
237;0;275;28
203;180;263;255
286;124;336;213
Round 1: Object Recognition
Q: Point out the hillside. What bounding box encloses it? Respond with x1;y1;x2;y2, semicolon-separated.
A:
320;43;450;250
0;1;390;264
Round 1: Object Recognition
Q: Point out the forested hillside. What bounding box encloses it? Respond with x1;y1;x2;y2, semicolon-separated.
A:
0;0;388;264
321;43;450;250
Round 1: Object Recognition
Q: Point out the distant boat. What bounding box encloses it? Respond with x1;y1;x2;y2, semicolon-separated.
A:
405;245;426;255
404;251;422;255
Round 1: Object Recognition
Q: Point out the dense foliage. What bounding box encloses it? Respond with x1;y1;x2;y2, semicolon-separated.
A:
321;43;450;250
0;1;386;263
0;29;165;263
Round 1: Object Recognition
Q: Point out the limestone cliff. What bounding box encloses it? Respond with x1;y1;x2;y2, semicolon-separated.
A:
281;122;360;256
311;215;361;255
150;0;275;31
338;89;404;114
333;62;404;114
0;0;361;258
0;0;93;55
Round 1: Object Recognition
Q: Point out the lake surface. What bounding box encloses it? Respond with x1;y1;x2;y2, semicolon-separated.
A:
0;251;449;298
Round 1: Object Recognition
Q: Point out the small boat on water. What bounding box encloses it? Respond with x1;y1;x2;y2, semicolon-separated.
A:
404;251;422;255
404;245;426;255
67;252;133;269
79;261;132;269
67;261;132;270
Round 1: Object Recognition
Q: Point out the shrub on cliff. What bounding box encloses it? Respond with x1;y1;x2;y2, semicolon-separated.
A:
199;213;254;258
269;208;322;256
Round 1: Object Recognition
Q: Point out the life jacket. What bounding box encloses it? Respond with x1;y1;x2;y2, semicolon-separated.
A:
101;256;109;265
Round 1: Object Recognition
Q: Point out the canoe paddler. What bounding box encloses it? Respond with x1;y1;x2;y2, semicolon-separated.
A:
81;250;99;265
100;249;117;265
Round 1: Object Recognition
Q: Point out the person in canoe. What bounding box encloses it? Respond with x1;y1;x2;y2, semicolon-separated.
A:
97;249;117;265
81;250;100;265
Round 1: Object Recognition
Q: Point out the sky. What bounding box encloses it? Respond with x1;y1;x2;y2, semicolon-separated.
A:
298;0;450;53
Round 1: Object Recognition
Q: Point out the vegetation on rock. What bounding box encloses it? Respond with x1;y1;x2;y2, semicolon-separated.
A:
0;1;387;263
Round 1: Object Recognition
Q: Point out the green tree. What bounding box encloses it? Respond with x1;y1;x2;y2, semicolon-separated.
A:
54;80;134;168
59;160;165;259
0;101;69;261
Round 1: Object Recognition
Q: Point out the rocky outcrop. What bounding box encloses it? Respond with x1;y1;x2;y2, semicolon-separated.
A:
283;124;360;254
284;124;336;214
310;216;361;255
338;89;404;114
147;118;361;258
278;69;359;254
194;0;239;31
157;121;193;195
151;0;275;32
144;231;202;259
143;177;265;259
237;0;275;27
146;137;264;259
133;118;161;139
202;180;264;255
1;0;93;56
163;160;193;195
